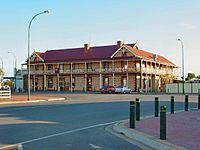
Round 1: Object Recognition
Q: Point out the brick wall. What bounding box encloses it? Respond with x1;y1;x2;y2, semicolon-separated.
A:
37;76;43;91
115;75;121;86
109;76;113;86
74;75;85;91
92;76;100;90
64;76;70;91
53;76;58;90
128;74;136;91
75;63;85;69
115;62;121;68
92;62;100;69
64;64;70;70
38;65;43;70
128;61;135;69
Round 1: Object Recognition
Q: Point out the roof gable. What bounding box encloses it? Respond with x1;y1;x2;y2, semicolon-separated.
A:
111;45;137;58
28;51;44;62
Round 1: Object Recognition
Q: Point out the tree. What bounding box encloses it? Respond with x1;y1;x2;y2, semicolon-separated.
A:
160;73;176;85
185;73;196;81
3;80;14;87
0;68;4;84
196;75;200;79
0;68;3;76
160;73;177;92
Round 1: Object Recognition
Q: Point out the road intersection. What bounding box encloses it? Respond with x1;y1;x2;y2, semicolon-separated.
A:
0;95;198;150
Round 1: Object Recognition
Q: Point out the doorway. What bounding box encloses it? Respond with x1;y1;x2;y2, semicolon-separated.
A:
121;76;127;87
87;77;92;91
59;78;65;91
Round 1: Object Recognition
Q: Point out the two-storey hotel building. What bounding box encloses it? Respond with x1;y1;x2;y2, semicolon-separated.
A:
22;41;177;92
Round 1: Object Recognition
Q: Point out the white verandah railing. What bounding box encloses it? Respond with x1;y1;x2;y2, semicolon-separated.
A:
0;90;11;99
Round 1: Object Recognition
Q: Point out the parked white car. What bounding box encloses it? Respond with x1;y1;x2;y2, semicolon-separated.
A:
115;86;131;94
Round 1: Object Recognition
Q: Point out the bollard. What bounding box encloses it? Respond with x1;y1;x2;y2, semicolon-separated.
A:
185;95;188;111
155;97;159;117
160;105;166;140
129;101;135;128
136;98;140;121
171;96;174;114
93;87;95;92
198;94;200;110
198;89;200;109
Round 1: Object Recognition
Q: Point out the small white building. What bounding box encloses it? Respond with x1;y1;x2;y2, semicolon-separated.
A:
186;78;200;83
15;69;25;92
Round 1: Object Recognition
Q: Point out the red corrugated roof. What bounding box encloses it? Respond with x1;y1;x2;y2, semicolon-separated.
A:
126;45;175;65
42;45;118;62
34;44;175;66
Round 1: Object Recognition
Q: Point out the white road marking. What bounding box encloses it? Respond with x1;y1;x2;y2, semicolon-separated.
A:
89;143;101;149
18;143;23;150
0;119;126;150
19;120;125;145
0;119;124;150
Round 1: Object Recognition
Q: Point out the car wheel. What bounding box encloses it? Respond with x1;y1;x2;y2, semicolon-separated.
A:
108;91;111;94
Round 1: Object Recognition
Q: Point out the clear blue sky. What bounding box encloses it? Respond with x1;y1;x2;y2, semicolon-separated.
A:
0;0;200;77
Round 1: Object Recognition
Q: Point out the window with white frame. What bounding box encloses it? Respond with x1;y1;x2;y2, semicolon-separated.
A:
59;64;64;71
103;77;109;86
48;77;53;88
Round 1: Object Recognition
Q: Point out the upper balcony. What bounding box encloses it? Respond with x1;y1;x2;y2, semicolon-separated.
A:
23;67;177;76
141;68;178;76
23;70;44;75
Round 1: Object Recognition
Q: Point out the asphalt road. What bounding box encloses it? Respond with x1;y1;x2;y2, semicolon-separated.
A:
0;100;198;150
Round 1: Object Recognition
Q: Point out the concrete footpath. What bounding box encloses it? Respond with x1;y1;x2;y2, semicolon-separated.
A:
113;110;200;150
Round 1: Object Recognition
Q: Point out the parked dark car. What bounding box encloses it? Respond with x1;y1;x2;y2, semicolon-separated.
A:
100;86;115;94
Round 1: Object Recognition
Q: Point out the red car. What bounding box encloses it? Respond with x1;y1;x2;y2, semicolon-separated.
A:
100;86;115;94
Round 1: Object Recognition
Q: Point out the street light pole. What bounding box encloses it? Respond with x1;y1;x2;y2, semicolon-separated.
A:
28;10;49;100
8;51;17;92
0;56;3;72
178;38;185;94
0;56;3;84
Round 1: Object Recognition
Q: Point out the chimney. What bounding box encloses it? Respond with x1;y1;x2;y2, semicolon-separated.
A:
134;45;139;49
153;54;158;61
133;43;139;49
117;41;123;48
84;43;90;53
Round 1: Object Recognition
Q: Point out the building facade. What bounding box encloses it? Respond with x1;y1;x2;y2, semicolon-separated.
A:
22;41;178;92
